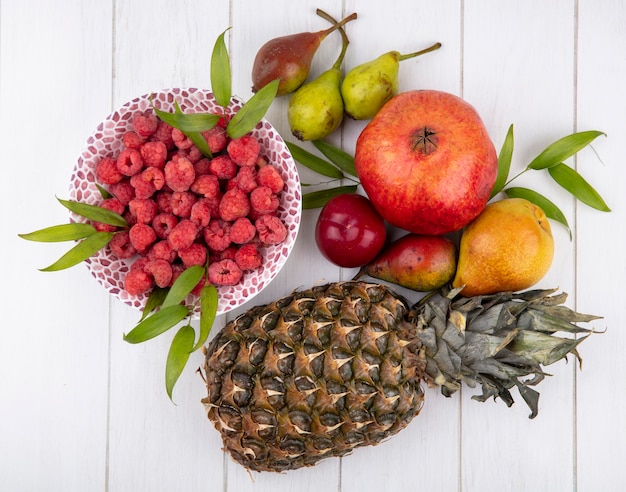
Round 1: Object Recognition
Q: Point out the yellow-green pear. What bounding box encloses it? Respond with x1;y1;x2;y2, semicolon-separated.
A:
287;19;350;141
341;42;441;120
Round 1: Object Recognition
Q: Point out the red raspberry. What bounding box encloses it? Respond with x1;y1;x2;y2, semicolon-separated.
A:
109;180;136;205
130;256;150;272
164;156;195;192
130;167;165;199
117;148;144;177
132;111;158;138
172;128;194;150
246;206;273;223
170;191;197;218
169;263;186;287
203;219;231;252
129;223;157;251
123;209;137;227
208;259;243;286
167;219;198;251
219;245;238;261
190;198;213;228
124;267;153;295
152;214;178;239
256;165;285;194
109;231;137;259
255;214;287;245
201;122;228;153
194;158;212;176
230;217;256;244
227;135;261;167
140;141;168;168
209;155;237;180
147;240;176;263
178;242;207;268
219;188;250;221
128;198;158;224
96;156;124;185
186;145;203;164
94;198;125;232
144;259;173;288
130;174;153;200
122;131;144;150
250;186;280;215
143;166;166;191
150;120;176;150
230;166;258;193
235;243;263;271
155;191;174;214
190;174;221;199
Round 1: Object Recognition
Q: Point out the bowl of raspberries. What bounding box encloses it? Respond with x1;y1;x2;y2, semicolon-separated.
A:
70;88;301;315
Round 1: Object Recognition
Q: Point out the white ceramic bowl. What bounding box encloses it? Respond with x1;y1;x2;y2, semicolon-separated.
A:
70;88;301;315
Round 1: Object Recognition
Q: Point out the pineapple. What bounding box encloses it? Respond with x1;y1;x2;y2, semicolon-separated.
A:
201;281;598;472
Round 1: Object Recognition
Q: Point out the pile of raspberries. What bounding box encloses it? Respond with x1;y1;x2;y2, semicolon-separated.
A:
93;110;288;296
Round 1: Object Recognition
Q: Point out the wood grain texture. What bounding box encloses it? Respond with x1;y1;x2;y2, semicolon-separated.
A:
1;1;623;491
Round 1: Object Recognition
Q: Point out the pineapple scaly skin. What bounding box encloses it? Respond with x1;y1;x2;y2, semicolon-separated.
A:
202;281;598;472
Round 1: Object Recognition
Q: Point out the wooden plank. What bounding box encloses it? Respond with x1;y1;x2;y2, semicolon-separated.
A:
224;1;346;489
105;2;230;491
576;1;626;490
0;1;113;491
338;1;464;491
461;1;578;491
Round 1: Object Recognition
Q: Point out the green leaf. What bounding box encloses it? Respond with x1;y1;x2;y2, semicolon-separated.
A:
192;284;218;352
227;79;279;139
18;222;97;242
152;100;217;158
312;140;358;177
96;183;112;199
504;187;571;236
527;130;606;170
39;232;114;271
302;185;358;209
162;265;205;308
211;28;232;108
57;197;128;227
548;163;611;212
153;102;221;133
165;324;195;402
141;287;169;321
123;304;189;344
186;131;214;158
490;124;514;198
286;141;345;179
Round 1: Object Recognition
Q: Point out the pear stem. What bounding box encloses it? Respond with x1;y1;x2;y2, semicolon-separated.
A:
398;42;442;61
319;11;357;40
316;8;351;70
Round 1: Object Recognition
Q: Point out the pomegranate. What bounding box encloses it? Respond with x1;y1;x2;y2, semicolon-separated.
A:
354;90;498;235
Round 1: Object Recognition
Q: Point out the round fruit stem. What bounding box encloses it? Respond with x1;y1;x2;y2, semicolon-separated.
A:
318;11;357;41
316;8;350;70
398;42;442;61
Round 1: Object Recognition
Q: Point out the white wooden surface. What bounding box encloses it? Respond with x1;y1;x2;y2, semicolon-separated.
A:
1;1;624;491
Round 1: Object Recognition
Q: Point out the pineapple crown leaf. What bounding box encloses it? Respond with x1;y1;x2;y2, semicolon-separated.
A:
413;287;600;419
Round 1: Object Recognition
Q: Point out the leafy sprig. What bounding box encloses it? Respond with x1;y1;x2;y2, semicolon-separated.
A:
285;141;360;208
492;124;609;236
288;126;610;233
152;29;279;158
19;27;279;401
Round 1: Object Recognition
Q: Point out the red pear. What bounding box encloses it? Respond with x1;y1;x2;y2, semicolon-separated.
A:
251;12;357;96
356;233;457;292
